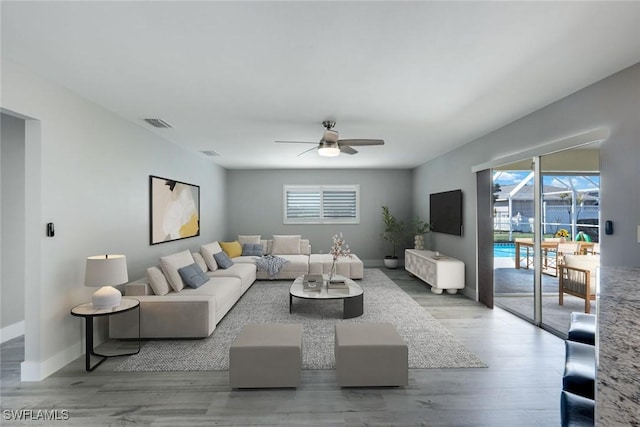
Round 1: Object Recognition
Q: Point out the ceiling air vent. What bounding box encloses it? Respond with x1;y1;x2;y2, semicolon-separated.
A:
144;118;173;128
200;150;220;157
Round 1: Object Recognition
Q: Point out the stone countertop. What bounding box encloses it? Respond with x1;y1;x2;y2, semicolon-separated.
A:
597;266;640;426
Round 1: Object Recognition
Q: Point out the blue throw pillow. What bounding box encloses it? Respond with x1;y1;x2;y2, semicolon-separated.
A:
178;263;209;288
242;243;264;257
214;251;235;269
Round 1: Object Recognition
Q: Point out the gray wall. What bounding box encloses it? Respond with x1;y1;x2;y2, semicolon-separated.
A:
1;113;26;334
1;59;228;379
226;169;413;264
414;62;640;299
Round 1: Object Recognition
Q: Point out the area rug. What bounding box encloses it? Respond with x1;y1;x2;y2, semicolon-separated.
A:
114;269;486;371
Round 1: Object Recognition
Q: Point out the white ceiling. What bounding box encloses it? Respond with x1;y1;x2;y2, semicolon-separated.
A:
2;1;639;169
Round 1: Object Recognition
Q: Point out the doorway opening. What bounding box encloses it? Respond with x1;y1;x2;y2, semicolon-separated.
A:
492;144;600;336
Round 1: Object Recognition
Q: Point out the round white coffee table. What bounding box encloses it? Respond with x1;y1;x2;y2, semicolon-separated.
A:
289;274;364;319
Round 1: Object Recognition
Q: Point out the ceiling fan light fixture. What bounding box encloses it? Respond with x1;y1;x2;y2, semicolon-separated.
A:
323;130;339;143
318;141;340;157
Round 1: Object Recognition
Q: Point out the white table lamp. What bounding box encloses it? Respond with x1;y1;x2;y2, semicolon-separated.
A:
85;254;128;309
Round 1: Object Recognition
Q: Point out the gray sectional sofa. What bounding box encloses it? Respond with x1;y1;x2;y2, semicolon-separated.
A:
109;235;363;339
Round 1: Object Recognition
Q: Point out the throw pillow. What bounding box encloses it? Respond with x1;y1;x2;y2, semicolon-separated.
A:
220;241;243;258
192;252;208;272
214;251;235;269
237;235;261;245
145;266;170;296
159;250;195;292
178;263;209;288
200;241;223;271
271;235;301;255
242;243;264;257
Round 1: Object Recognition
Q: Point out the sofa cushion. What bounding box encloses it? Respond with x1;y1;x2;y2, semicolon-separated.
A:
220;241;243;258
200;241;223;272
214;251;235;269
192;252;208;272
256;254;309;279
242;243;264;257
238;235;261;245
178;277;243;324
271;235;301;255
178;263;210;289
207;263;257;293
145;266;170;296
160;250;195;292
260;239;272;255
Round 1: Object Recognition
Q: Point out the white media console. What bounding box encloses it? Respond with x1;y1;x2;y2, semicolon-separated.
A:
404;249;465;294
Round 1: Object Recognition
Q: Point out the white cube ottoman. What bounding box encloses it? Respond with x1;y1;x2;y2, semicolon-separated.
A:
335;322;408;387
308;254;364;279
229;323;302;388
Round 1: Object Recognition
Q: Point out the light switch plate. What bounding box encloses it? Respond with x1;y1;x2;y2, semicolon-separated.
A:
637;225;640;243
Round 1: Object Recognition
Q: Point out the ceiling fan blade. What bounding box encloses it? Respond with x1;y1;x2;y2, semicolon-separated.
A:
297;146;319;157
275;140;317;145
340;145;358;155
338;139;385;146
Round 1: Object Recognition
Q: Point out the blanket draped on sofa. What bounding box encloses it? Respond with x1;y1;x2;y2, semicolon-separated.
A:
255;255;290;279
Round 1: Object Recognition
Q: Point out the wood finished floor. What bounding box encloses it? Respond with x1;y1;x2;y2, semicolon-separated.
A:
1;269;564;426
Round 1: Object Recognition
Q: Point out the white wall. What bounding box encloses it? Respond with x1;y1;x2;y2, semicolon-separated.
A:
0;60;227;380
1;113;26;341
414;62;640;298
226;169;413;264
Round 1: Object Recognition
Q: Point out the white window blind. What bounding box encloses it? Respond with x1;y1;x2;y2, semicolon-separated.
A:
284;185;360;224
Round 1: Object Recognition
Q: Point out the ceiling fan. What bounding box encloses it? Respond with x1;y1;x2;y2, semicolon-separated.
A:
275;121;384;157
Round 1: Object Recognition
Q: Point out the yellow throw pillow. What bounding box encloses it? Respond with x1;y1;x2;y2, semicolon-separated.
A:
219;241;243;258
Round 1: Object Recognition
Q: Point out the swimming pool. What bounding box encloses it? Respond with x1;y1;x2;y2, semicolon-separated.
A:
494;243;517;258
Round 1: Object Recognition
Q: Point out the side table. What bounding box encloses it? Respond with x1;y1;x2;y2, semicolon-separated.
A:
71;298;140;371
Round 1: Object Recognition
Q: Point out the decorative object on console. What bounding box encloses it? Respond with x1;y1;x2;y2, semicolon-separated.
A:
149;175;200;245
329;233;352;280
381;205;405;269
412;216;431;250
85;254;128;309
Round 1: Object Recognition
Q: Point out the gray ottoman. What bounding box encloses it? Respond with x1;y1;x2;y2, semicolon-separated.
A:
335;322;408;387
229;323;302;388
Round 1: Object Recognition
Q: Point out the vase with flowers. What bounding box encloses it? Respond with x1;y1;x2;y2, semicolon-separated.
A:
329;233;352;280
555;228;570;242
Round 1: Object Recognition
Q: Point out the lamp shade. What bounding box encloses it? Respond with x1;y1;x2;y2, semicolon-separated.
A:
85;255;128;287
85;255;128;309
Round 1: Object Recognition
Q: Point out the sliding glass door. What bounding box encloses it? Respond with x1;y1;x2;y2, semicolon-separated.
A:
492;143;600;336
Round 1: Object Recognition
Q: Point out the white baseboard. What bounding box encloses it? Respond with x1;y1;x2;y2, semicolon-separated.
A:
21;341;82;382
1;320;25;344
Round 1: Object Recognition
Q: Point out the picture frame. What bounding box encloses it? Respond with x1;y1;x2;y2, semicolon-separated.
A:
149;175;200;245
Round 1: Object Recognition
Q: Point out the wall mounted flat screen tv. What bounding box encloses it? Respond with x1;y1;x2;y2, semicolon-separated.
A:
430;189;463;236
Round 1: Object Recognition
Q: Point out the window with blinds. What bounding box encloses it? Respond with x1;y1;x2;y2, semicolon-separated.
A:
284;185;360;224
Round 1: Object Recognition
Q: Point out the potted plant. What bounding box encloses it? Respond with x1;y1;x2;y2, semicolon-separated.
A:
412;216;431;250
381;205;405;268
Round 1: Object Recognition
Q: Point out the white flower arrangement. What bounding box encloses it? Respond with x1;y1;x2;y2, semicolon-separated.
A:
329;233;352;279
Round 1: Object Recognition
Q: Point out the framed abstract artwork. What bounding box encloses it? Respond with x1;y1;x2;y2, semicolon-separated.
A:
149;175;200;245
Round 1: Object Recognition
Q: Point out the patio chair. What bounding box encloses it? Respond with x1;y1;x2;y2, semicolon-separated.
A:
559;254;600;314
545;242;580;276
